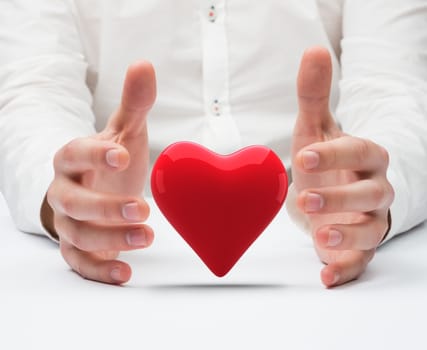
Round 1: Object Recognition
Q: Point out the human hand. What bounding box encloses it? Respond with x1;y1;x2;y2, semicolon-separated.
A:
42;61;156;284
291;47;394;287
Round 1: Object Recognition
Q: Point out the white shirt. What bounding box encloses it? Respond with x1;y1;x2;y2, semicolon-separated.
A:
0;0;427;242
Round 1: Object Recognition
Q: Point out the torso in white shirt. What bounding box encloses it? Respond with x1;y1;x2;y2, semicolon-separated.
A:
69;0;343;167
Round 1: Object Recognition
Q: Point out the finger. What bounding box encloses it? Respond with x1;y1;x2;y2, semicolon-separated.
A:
295;136;389;173
297;179;394;214
55;215;154;252
95;251;120;260
107;61;157;136
60;240;132;284
54;138;130;175
296;46;334;132
314;215;389;251
320;250;375;288
47;177;150;223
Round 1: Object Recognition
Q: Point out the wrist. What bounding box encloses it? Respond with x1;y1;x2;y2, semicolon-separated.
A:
40;194;59;241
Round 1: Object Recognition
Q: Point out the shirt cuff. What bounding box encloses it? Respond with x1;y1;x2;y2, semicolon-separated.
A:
22;161;58;243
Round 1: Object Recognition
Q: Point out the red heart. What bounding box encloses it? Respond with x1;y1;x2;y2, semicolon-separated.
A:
151;142;288;277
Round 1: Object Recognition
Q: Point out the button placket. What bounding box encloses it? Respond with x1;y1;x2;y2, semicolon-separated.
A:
208;5;217;22
200;1;230;118
200;1;241;149
211;99;222;116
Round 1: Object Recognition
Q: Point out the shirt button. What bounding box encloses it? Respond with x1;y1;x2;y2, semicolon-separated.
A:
208;5;217;22
211;99;222;116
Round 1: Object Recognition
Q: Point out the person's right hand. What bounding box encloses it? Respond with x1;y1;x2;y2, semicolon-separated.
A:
42;61;157;284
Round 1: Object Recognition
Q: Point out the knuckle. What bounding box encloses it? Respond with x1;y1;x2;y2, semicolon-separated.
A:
68;230;83;250
378;145;390;168
355;138;371;165
59;191;76;215
324;144;338;169
74;260;84;278
59;240;69;260
66;222;85;250
53;151;63;172
46;182;57;209
343;227;357;248
59;240;85;278
95;197;115;220
385;181;395;207
59;240;81;274
52;214;65;236
61;140;79;165
90;143;104;168
372;180;394;209
328;189;345;212
371;182;387;207
362;217;387;249
54;138;83;172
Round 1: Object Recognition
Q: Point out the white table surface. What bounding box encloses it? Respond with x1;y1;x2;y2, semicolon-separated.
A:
0;193;426;350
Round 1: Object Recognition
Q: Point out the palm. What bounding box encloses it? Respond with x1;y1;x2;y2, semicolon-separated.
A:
86;132;148;196
290;47;377;282
81;63;156;198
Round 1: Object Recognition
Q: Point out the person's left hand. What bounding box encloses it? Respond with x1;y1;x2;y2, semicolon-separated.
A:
291;47;395;287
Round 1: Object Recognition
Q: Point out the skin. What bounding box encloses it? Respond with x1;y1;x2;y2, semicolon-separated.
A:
292;47;394;287
42;61;157;284
42;47;394;287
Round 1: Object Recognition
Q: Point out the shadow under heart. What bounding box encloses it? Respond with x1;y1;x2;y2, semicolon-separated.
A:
143;283;288;291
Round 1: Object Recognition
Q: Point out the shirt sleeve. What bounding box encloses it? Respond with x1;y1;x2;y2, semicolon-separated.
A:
286;0;427;243
0;0;96;237
336;0;427;242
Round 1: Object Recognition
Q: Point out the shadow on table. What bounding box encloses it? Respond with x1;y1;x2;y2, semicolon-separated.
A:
145;283;287;291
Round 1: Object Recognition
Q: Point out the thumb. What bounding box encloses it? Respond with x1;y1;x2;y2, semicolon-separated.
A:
107;61;157;136
296;47;333;131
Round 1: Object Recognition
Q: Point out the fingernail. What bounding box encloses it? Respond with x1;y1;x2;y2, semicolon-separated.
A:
110;267;123;282
122;202;143;221
302;151;320;170
106;149;120;168
126;229;147;247
304;193;324;212
327;230;343;247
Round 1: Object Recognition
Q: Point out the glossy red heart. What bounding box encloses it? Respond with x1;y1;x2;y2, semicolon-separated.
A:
151;142;288;277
